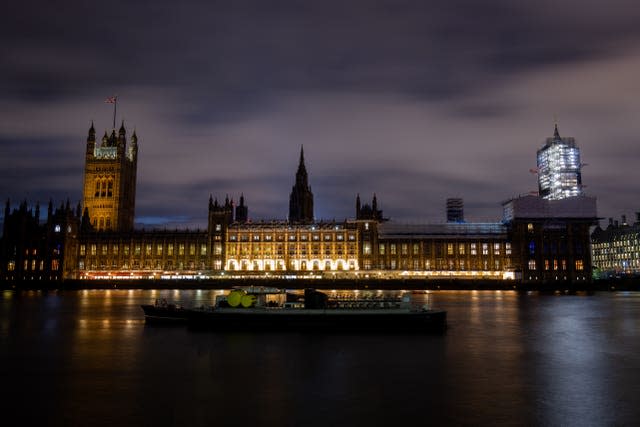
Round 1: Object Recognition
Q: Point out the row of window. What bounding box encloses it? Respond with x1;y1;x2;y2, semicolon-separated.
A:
375;242;511;257
80;243;210;257
370;258;508;271
94;178;114;198
79;260;208;270
6;260;59;271
527;259;584;271
229;233;356;242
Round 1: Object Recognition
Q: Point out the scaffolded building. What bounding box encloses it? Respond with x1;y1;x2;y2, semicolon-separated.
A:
537;124;583;200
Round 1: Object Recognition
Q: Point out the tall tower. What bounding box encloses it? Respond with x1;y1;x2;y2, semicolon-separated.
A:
82;121;138;231
536;124;583;200
289;146;314;223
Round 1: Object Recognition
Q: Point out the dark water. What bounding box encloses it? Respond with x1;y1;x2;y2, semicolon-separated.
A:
1;289;640;426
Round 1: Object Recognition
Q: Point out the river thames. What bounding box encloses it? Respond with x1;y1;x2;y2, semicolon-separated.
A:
1;289;639;426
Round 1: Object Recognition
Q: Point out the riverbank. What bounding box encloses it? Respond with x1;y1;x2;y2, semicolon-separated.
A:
2;277;637;291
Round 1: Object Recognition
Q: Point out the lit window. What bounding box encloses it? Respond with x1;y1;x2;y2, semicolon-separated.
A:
145;244;152;256
157;244;163;256
189;244;196;256
494;243;500;255
458;244;465;255
402;244;408;255
363;242;372;255
167;244;174;256
379;244;386;255
575;260;584;271
527;223;534;232
447;243;454;256
505;243;512;255
80;245;86;256
482;243;489;256
54;225;61;233
201;244;207;256
528;260;536;270
470;243;477;255
390;244;397;255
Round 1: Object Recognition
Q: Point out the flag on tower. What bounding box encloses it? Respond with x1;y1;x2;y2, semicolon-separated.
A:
105;96;117;104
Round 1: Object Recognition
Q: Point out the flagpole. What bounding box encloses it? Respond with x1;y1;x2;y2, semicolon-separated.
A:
113;97;117;129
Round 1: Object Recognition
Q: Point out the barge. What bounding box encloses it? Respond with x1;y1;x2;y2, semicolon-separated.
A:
141;288;446;332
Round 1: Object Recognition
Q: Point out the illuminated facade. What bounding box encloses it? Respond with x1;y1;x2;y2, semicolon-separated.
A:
591;214;640;276
0;121;598;285
537;124;583;200
83;122;138;232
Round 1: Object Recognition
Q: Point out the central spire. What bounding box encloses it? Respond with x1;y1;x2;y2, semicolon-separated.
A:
289;145;314;223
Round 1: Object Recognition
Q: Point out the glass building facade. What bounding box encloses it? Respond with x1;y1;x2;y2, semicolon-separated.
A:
537;125;582;200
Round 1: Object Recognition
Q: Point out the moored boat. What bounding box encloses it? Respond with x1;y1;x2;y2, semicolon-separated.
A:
142;288;447;332
141;299;189;323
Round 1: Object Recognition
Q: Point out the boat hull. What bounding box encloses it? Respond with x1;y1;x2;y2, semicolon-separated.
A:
186;308;446;333
141;304;189;323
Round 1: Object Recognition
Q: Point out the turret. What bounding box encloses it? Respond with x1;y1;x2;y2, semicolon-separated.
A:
86;122;96;157
356;194;361;217
235;193;248;223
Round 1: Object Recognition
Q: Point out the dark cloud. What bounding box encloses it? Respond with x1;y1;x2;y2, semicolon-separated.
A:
2;0;640;227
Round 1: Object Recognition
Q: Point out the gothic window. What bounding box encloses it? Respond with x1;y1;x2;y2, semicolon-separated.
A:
94;181;100;197
107;180;113;197
106;218;111;229
100;180;107;197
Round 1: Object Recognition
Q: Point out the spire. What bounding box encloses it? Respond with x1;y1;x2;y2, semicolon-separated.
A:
356;193;361;217
372;193;378;212
119;120;126;135
131;128;138;144
88;121;95;137
299;145;305;168
239;193;245;207
553;123;560;140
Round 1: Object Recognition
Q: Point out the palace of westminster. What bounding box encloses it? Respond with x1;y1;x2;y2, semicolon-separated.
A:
1;120;600;285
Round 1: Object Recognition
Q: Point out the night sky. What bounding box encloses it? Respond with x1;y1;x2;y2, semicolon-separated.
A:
2;0;639;228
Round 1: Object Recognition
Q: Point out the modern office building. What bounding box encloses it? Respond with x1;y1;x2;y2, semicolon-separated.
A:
537;124;583;200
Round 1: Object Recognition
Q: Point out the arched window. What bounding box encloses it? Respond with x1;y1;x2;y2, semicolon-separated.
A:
94;181;100;197
107;180;113;197
106;218;111;229
100;180;107;197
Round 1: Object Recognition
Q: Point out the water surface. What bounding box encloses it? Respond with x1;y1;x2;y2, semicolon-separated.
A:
1;289;639;426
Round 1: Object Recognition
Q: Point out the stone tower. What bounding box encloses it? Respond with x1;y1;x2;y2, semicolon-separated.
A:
289;146;314;223
82;121;138;231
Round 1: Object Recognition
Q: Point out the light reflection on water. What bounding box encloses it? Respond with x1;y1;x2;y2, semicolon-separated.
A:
1;289;640;426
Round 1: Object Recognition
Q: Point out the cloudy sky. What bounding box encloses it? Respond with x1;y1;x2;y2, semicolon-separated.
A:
2;0;639;228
